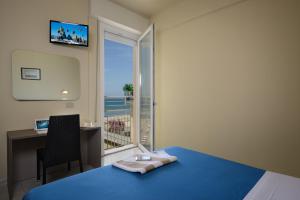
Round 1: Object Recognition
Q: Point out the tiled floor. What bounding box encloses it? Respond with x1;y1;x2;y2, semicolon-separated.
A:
0;147;141;200
0;183;9;200
0;166;92;200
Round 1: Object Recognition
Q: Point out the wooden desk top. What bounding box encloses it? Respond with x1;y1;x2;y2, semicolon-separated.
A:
7;127;100;140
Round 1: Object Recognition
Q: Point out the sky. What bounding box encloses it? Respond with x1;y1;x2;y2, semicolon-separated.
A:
50;21;88;40
104;39;133;96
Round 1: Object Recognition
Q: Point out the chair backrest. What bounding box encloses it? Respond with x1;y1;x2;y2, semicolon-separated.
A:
44;114;81;167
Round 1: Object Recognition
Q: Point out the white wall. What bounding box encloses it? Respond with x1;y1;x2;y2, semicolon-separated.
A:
87;0;149;125
90;0;149;32
0;0;90;182
0;0;149;183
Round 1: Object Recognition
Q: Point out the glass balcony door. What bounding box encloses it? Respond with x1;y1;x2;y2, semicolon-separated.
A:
137;25;154;152
102;28;137;152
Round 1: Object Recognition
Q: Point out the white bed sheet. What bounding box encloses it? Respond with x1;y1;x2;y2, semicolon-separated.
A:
243;171;300;200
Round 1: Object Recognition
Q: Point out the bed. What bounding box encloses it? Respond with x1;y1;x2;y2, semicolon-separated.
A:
23;146;300;200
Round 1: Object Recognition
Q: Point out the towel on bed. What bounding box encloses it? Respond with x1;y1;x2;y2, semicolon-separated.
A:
113;150;177;174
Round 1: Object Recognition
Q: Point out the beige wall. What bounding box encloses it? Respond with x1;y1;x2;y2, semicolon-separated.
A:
152;0;300;177
0;0;149;182
0;0;90;182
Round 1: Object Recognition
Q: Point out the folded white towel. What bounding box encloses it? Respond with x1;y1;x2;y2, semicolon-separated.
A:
113;151;177;174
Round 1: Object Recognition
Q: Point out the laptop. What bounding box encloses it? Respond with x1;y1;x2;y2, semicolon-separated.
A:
34;119;49;134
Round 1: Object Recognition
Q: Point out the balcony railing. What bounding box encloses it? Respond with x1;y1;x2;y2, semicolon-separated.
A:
104;96;133;150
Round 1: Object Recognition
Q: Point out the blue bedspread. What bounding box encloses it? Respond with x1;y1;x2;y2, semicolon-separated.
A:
23;147;265;200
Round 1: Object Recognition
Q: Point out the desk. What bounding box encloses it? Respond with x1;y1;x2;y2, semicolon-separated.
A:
7;127;101;200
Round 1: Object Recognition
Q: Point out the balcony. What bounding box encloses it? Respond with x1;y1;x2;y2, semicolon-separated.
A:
104;96;133;150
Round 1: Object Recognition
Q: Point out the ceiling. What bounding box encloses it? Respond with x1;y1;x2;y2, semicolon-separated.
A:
110;0;182;18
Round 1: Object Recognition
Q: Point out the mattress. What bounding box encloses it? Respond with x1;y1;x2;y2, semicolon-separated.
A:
243;171;300;200
24;146;265;200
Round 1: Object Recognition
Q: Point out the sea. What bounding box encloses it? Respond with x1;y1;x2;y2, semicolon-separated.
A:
104;97;132;117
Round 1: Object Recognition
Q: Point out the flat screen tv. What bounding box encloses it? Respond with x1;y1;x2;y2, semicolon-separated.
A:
50;20;88;47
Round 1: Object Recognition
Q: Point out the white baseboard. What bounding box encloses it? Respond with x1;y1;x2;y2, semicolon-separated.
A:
0;177;7;186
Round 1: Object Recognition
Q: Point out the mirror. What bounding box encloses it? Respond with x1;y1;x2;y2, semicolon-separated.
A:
12;50;80;101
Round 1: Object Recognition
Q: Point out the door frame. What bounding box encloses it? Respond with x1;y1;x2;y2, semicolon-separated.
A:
98;18;140;157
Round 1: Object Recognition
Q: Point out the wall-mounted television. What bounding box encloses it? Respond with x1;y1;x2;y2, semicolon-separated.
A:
50;20;88;47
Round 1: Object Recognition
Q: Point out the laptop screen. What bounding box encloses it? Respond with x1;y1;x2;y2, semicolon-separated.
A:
36;119;49;130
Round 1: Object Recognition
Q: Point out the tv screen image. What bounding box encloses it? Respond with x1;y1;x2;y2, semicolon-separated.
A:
50;20;88;47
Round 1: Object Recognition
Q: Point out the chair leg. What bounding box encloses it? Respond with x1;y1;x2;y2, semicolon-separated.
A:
79;159;83;173
42;165;47;184
37;159;40;180
68;161;71;171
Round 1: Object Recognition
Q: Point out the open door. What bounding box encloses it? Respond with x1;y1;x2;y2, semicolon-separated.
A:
137;25;154;152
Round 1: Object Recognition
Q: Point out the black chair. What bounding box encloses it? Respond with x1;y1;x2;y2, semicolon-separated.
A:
37;114;83;184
